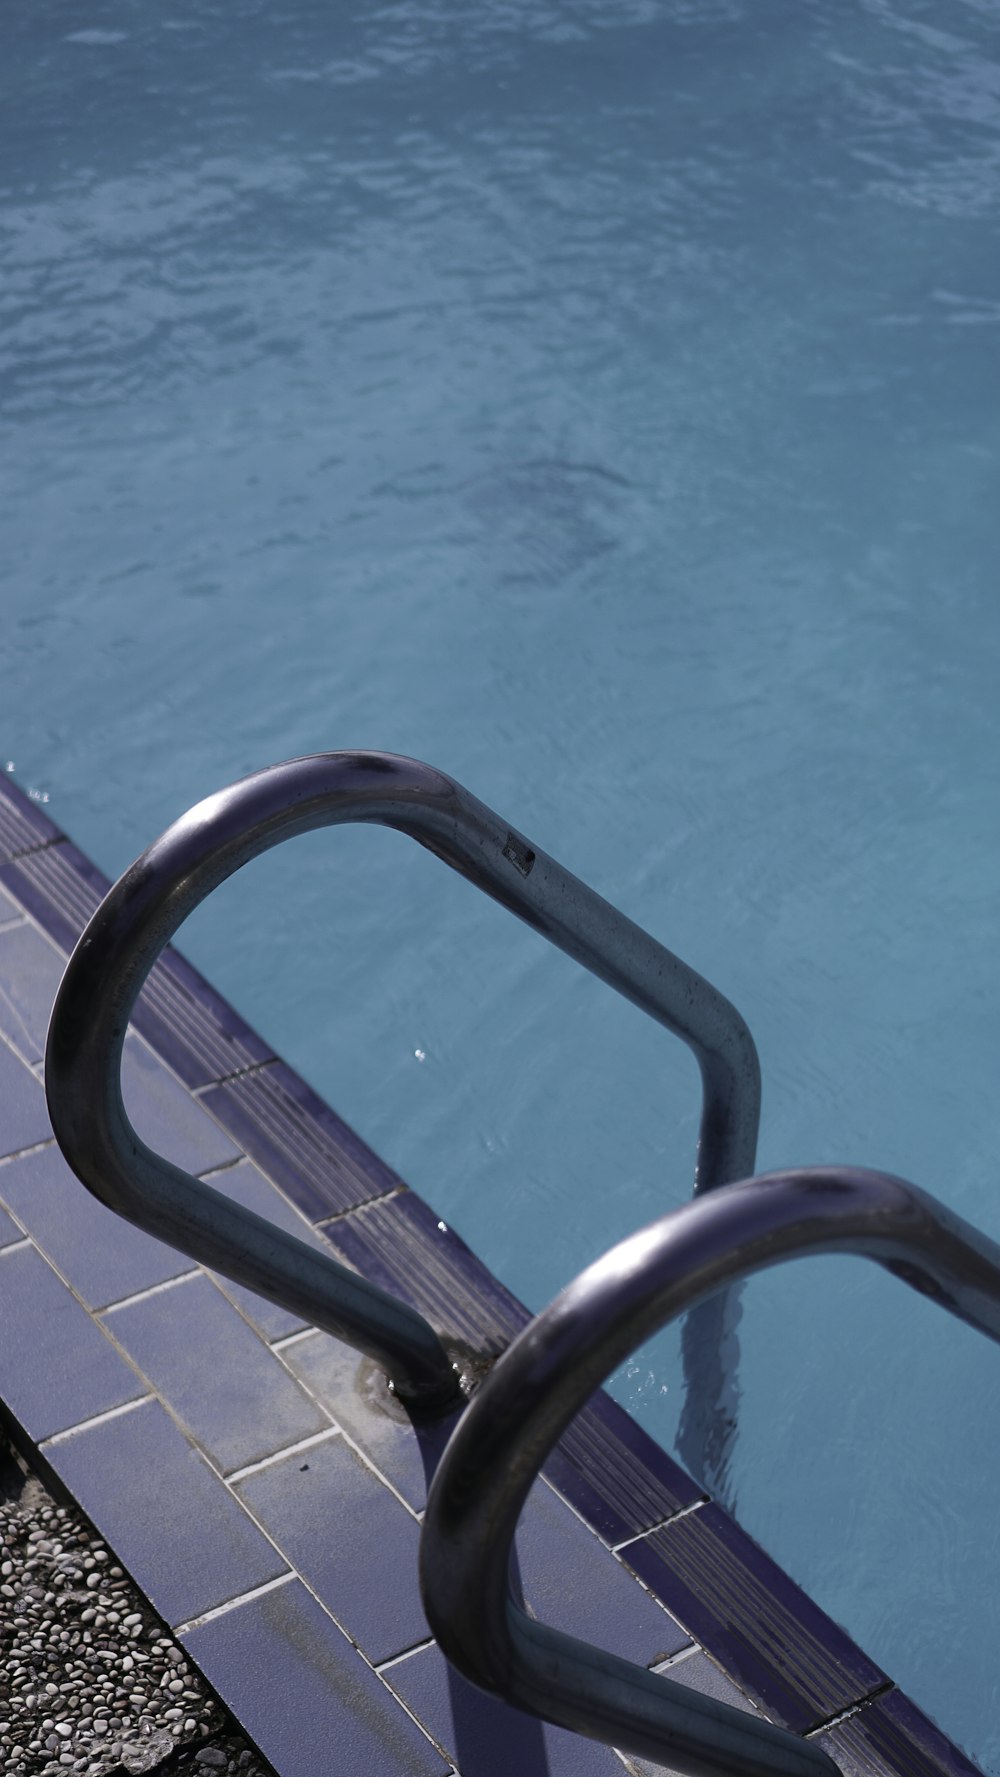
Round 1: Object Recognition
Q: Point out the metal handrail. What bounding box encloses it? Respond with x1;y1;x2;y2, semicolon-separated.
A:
420;1165;1000;1777
44;749;759;1409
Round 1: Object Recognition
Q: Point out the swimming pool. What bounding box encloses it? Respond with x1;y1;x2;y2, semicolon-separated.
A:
3;1;999;1765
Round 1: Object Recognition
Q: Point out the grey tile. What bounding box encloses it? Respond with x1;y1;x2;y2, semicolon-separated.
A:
0;1034;51;1157
0;920;64;1064
103;1272;327;1473
208;1160;332;1341
181;1579;448;1777
46;1398;288;1629
0;1200;24;1248
384;1642;627;1777
235;1432;426;1663
281;1331;445;1511
0;1242;145;1440
121;1034;240;1178
0;882;20;925
517;1481;690;1668
652;1651;760;1711
623;1652;763;1777
0;1140;193;1309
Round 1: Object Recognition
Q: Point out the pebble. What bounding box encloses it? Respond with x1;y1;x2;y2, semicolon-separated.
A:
0;1454;270;1777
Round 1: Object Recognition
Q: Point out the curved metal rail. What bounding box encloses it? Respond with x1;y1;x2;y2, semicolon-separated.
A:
420;1165;1000;1777
44;749;759;1409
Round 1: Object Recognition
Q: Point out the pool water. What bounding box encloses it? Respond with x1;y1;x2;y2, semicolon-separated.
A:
3;1;999;1763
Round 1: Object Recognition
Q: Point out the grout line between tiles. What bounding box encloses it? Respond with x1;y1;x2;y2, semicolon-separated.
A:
270;1326;318;1353
101;1269;201;1314
805;1682;894;1737
311;1188;406;1239
0;1236;32;1256
173;1569;297;1636
613;1495;706;1553
42;1393;154;1447
191;1060;277;1096
375;1637;436;1674
225;1426;341;1485
0;1136;57;1170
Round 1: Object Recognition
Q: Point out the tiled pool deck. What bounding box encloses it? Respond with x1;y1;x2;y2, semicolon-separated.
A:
0;773;982;1777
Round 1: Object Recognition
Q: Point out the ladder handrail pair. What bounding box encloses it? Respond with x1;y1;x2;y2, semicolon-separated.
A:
44;752;1000;1777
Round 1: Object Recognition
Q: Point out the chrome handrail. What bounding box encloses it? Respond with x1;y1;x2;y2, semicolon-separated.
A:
44;749;759;1408
420;1165;1000;1777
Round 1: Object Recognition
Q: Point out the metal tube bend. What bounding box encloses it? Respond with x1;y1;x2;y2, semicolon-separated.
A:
44;750;759;1406
419;1165;1000;1775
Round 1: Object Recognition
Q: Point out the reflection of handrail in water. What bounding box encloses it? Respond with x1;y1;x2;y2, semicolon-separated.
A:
421;1166;1000;1777
45;748;759;1412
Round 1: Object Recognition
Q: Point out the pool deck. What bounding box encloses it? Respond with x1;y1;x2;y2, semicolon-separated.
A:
0;771;983;1777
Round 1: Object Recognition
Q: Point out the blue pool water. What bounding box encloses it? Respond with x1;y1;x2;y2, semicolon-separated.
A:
3;1;999;1762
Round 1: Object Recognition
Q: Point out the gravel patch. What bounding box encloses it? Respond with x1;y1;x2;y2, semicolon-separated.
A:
0;1441;272;1777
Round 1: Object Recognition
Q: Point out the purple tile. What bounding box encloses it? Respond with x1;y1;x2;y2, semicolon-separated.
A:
383;1641;626;1777
103;1272;326;1473
207;1159;331;1341
0;837;107;952
0;1242;145;1440
621;1503;887;1733
0;839;271;1090
517;1480;689;1668
544;1388;703;1548
0;882;19;925
0;1141;192;1309
326;1189;530;1356
181;1578;448;1777
128;944;274;1092
0;778;61;864
235;1432;426;1663
0;1034;51;1157
0;920;64;1064
45;1398;288;1628
280;1331;455;1513
814;1687;986;1777
121;1034;240;1178
200;1061;400;1222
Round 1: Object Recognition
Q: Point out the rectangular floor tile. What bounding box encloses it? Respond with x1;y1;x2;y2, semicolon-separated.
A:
0;920;65;1065
621;1503;887;1733
208;1159;334;1341
280;1330;453;1514
121;1033;240;1178
0;1140;194;1309
103;1271;327;1473
516;1479;689;1669
181;1578;448;1777
0;1034;51;1157
45;1398;288;1629
235;1432;426;1663
383;1641;627;1777
0;1242;146;1440
0;882;19;925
